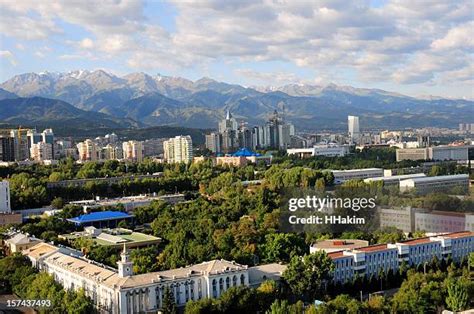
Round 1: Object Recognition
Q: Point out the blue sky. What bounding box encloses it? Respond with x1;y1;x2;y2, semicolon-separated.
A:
0;0;472;99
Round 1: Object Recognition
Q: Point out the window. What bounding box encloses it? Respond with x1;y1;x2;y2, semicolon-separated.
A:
219;278;224;293
212;279;217;298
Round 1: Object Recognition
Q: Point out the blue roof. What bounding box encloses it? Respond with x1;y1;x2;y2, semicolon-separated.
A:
231;148;261;157
67;211;132;224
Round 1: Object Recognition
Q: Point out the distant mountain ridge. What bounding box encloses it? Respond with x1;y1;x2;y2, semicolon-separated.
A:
1;70;472;130
0;97;139;129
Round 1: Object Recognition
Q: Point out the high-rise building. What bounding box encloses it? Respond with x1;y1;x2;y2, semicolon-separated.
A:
77;139;100;161
218;110;238;133
102;144;123;160
143;138;165;157
221;129;237;153
10;129;29;161
122;140;144;162
0;180;11;213
105;132;118;144
30;142;54;161
27;129;42;150
348;115;360;142
238;126;254;149
207;110;295;152
163;135;193;163
205;133;222;153
0;135;15;162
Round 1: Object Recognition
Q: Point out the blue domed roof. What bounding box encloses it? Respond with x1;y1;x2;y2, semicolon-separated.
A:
232;148;261;157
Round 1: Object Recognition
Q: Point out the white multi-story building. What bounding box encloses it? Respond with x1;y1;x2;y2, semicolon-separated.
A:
287;144;351;158
30;142;54;161
399;174;469;195
331;168;384;184
24;243;284;314
77;139;100;162
163;136;193;163
122;141;144;162
0;180;11;213
348;116;360;142
329;231;474;283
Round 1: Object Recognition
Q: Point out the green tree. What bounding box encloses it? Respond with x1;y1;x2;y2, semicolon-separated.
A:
51;197;65;209
162;287;177;314
65;289;96;314
0;254;32;293
325;294;362;314
259;233;307;263
283;251;334;300
445;280;468;312
266;300;291;314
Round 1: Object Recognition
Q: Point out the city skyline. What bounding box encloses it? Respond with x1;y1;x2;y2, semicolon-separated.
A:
0;1;473;99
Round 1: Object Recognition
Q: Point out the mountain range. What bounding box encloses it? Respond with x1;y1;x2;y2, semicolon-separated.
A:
1;70;472;131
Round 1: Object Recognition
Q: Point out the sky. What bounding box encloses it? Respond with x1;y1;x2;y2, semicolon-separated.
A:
0;0;473;99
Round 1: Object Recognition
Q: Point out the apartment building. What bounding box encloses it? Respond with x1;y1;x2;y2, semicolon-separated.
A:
163;136;193;163
77;139;100;162
30;142;54;161
122;141;144;162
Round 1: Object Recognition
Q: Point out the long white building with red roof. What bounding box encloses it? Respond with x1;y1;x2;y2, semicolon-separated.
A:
328;231;474;283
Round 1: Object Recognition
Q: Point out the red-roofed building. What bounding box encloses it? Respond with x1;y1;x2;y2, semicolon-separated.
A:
326;231;473;284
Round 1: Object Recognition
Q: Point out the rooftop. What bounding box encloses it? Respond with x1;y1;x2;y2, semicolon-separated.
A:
327;251;345;259
120;259;248;288
438;231;474;239
312;239;369;250
401;174;469;183
398;237;434;245
60;227;160;247
22;242;58;259
231;148;261;157
364;173;426;182
356;244;392;253
67;211;132;224
331;168;383;173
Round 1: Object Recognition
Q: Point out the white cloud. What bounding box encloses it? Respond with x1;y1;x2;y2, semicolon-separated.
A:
0;0;472;92
431;21;474;51
79;38;95;49
0;50;17;66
